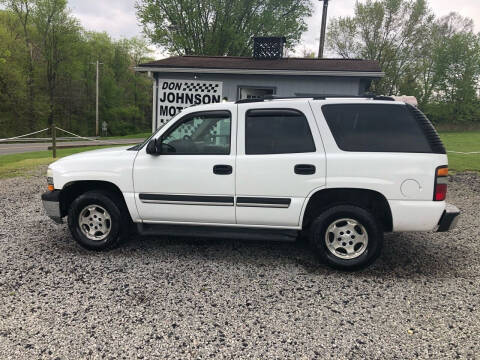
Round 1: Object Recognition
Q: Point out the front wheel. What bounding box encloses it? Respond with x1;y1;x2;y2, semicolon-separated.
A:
309;205;383;270
67;191;129;250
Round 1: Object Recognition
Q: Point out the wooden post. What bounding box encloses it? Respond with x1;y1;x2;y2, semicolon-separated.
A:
52;123;56;158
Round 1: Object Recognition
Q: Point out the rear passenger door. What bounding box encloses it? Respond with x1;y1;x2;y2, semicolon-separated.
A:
235;102;326;227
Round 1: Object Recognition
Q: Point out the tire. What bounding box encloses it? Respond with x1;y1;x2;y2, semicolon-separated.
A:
309;205;383;271
67;190;129;251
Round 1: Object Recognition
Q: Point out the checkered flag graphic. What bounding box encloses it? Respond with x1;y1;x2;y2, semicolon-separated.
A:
182;83;220;93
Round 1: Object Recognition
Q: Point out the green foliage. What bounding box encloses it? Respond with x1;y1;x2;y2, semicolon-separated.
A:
327;0;434;95
423;102;480;125
107;105;141;136
136;0;313;56
0;49;9;63
327;1;480;126
421;19;480;125
432;32;480;104
0;145;131;178
0;3;153;138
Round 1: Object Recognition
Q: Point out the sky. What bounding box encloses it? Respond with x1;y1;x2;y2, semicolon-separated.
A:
67;0;480;58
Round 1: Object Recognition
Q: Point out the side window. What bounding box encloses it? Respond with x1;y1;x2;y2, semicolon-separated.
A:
245;109;316;155
162;111;231;155
321;104;432;153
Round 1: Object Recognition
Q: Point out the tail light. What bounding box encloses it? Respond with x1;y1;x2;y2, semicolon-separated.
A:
433;166;448;201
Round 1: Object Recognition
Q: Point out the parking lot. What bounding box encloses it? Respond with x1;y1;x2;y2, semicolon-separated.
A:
0;168;478;359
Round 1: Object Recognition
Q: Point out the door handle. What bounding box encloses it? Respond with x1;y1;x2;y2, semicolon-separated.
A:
294;164;316;175
213;164;232;175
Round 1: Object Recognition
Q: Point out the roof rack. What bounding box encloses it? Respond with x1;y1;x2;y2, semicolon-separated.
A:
235;96;318;104
370;95;396;101
235;94;395;104
313;93;396;101
235;98;265;104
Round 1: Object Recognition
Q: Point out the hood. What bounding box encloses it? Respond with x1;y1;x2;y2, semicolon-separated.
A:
47;145;139;191
51;146;133;166
49;145;138;177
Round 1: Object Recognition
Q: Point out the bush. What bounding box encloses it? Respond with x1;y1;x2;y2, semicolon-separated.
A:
106;105;141;136
422;101;480;125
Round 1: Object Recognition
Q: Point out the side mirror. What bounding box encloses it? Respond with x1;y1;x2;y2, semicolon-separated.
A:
146;138;160;155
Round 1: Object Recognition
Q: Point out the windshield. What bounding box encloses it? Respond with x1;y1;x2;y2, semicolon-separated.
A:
128;126;162;151
128;111;184;151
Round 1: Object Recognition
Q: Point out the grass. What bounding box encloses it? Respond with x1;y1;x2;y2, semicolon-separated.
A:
0;146;123;179
439;132;480;172
103;132;151;140
0;131;479;179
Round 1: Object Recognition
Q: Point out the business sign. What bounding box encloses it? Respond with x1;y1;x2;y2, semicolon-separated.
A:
157;79;223;125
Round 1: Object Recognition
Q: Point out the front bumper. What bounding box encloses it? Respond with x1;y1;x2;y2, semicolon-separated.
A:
41;190;63;224
437;204;460;232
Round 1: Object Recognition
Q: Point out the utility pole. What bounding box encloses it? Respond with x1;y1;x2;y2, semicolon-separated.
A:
95;60;100;137
318;0;330;58
91;60;103;137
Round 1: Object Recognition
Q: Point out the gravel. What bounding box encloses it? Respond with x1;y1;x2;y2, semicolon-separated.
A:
0;168;479;359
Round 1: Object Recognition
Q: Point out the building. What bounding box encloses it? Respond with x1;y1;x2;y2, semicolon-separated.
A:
135;43;384;131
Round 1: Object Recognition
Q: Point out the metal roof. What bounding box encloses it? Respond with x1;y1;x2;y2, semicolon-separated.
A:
135;56;384;78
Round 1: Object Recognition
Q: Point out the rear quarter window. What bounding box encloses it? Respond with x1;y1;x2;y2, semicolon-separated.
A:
321;104;436;153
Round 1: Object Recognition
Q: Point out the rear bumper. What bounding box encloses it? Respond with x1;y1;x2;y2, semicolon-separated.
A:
388;200;445;231
437;204;460;232
41;190;63;224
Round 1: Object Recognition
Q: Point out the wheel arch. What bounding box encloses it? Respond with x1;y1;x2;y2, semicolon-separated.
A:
301;188;393;232
59;180;131;221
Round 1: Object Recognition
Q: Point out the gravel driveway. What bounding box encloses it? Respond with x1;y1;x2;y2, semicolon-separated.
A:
0;168;478;359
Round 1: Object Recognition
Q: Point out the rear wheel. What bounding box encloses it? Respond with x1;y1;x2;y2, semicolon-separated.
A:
309;205;383;270
67;191;129;250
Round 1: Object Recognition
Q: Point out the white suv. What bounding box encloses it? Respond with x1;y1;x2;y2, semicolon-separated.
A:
42;97;460;270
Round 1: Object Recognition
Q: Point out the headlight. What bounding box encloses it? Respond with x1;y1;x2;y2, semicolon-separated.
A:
47;167;54;191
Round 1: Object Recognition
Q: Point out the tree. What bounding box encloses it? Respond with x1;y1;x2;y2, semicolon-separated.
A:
0;6;153;137
1;0;37;130
125;37;153;108
33;0;79;126
408;12;480;124
128;37;152;65
407;12;478;106
135;0;313;56
0;10;30;133
438;11;474;36
425;32;480;124
327;0;433;95
326;1;480;126
433;33;480;106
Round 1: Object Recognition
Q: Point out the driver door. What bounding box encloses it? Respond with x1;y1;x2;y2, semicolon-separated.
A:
133;106;236;224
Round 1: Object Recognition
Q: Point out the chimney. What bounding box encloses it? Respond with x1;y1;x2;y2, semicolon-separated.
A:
253;37;286;60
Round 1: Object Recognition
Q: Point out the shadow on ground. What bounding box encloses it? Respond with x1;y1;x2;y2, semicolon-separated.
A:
50;225;468;279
